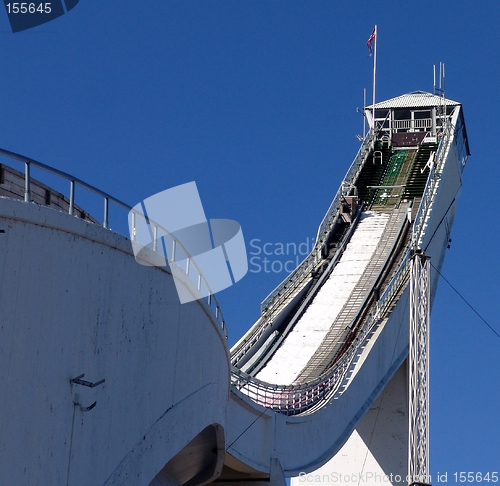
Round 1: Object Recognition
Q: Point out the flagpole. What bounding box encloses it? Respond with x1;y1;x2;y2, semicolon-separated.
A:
372;24;377;135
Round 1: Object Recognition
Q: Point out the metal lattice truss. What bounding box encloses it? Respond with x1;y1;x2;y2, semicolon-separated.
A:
408;254;431;485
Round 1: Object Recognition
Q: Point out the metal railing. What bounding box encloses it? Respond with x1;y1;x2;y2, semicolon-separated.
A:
411;121;453;250
376;248;412;317
0;147;128;227
231;249;412;415
130;208;227;336
0;147;227;337
391;118;433;130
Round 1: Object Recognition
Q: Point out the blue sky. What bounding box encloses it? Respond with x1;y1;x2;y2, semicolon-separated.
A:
1;1;498;481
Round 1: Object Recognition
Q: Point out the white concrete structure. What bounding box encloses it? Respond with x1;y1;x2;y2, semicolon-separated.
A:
292;363;409;485
0;196;229;486
0;91;469;485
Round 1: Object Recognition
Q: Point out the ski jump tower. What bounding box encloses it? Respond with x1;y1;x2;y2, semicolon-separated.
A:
0;89;469;486
228;90;469;486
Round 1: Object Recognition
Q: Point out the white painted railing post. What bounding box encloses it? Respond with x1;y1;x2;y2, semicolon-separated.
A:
24;162;31;202
103;197;109;228
69;180;75;216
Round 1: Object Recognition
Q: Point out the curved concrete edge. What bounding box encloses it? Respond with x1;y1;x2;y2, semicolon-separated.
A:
103;383;226;485
0;197;230;486
226;286;411;476
225;189;459;477
0;197;228;346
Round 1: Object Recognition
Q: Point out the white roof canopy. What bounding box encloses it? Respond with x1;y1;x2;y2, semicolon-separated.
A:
368;91;460;110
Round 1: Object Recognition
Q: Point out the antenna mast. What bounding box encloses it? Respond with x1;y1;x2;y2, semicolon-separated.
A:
434;62;447;134
372;25;378;135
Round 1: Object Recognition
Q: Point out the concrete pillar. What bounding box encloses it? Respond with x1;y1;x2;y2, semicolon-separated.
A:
291;362;408;486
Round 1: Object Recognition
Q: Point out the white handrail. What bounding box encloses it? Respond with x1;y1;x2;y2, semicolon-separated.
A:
412;121;453;250
259;130;375;316
0;148;227;337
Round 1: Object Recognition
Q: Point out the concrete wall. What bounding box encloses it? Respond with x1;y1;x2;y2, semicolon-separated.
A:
0;198;230;486
290;362;409;486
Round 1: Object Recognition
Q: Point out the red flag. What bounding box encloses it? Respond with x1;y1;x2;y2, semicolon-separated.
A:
367;27;376;55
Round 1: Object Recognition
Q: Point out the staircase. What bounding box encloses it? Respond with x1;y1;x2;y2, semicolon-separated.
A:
356;141;392;207
402;143;438;199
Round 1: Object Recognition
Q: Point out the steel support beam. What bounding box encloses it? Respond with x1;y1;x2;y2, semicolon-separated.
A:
408;253;431;486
